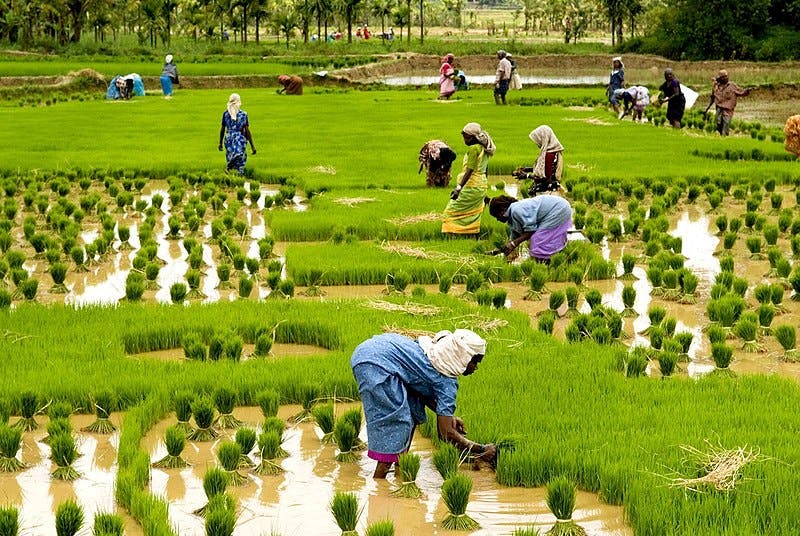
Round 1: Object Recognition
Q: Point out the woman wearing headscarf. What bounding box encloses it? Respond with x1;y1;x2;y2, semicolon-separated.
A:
784;115;800;157
419;140;457;187
658;68;685;128
277;74;303;95
439;53;456;100
351;330;497;478
607;57;625;113
513;126;564;194
488;193;573;263
442;122;496;235
160;54;179;99
218;93;256;175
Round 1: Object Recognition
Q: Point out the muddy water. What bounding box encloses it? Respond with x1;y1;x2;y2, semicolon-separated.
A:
382;75;607;86
130;343;331;361
0;414;142;536
143;405;629;536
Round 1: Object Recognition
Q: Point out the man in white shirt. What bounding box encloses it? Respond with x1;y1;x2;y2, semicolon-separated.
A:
494;50;512;105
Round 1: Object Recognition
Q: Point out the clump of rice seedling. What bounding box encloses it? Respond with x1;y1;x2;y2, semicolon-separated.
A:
43;418;73;446
679;273;699;304
330;491;360;536
182;332;206;361
50;432;81;480
188;397;219;441
649;325;665;351
584;288;602;310
731;277;748;298
646;266;664;297
204;494;236;536
50;262;68;293
619;253;637;280
152;425;189;469
213;387;242;429
538;310;556;334
82;390;116;434
512;529;541;536
620;285;636;317
0;399;8;425
254;431;285;476
438;273;453;294
563;286;580;317
55;499;83;536
626;347;648;378
235;427;257;468
464;271;484;294
753;284;772;305
641;306;666;336
774;324;797;362
441;473;480;531
722;232;737;251
93;512;125;536
13;390;41;432
433;442;462;480
719;255;734;273
675;332;694;361
658;352;678;378
745;236;764;259
661;270;680;300
757;304;774;336
545;476;586;536
174;391;194;433
790;268;800;300
525;263;548;301
0;424;25;472
333;419;359;463
391;452;422;498
763;224;779;246
262;417;289;458
661;316;677;338
216;441;247;486
194;467;229;516
715;215;728;235
170;282;188;304
711;343;734;371
548;291;565;316
256;389;280;418
365;520;395;536
707;325;727;345
0;506;19;535
492;288;507;309
341;408;365;450
312;403;335;444
290;383;319;423
253;332;273;357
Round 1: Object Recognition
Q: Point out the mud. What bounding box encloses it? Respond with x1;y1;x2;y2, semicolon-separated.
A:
142;405;629;535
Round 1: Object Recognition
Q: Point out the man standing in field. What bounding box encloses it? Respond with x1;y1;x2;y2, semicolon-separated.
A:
708;69;750;136
494;50;512;105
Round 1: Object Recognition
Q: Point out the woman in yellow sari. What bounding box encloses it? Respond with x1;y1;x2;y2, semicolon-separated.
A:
442;122;495;236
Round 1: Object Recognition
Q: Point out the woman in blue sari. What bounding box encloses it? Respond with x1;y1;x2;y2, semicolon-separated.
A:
351;329;497;478
218;93;256;174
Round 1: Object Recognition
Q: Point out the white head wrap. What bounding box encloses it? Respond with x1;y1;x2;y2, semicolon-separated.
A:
166;54;173;64
612;56;623;70
418;329;486;378
529;125;564;178
462;122;496;156
227;93;241;122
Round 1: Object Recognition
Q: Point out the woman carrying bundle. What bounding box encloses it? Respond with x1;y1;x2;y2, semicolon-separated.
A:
350;330;497;478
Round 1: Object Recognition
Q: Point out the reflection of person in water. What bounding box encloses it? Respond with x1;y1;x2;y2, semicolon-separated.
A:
419;140;457;187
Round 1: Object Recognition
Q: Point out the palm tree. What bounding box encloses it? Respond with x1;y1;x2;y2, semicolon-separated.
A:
272;4;297;47
391;3;408;41
370;0;392;36
161;0;179;44
251;0;270;42
338;0;362;43
310;0;331;42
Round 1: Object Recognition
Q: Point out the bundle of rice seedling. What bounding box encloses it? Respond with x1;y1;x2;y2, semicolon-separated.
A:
0;506;19;536
330;491;360;536
235;428;257;468
715;215;728;235
55;499;83;536
334;419;359;463
13;390;40;432
563;286;580;317
756;304;774;336
545;476;586;535
746;236;764;260
674;332;694;362
432;442;462;480
82;390;116;434
524;263;549;301
619;253;637;280
50;432;81;480
753;284;771;305
254;431;284;476
649;326;665;351
174;391;194;433
646;267;664;297
774;324;797;362
204;494;236;536
213;387;242;430
262;417;289;458
626;347;648;378
658;352;678;377
290;383;320;423
641;306;666;336
365;519;395;536
719;255;734;273
253;333;273;357
584;288;602;310
661;270;680;300
512;528;540;536
548;291;565;315
188;397;219;441
662;317;677;338
193;467;229;517
216;441;247;486
790;268;800;300
312;403;335;444
256;389;280;418
711;343;734;372
391;452;422;498
0;424;25;472
441;473;479;530
620;285;636;317
341;408;366;450
538;310;556;335
679;273;699;304
93;512;125;536
152;425;189;469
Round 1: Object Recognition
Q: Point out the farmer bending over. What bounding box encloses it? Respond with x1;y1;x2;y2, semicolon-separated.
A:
351;330;497;478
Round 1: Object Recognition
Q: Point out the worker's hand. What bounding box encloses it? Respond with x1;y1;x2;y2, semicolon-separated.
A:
500;240;517;255
478;444;498;464
217;144;223;151
454;417;467;435
251;147;257;155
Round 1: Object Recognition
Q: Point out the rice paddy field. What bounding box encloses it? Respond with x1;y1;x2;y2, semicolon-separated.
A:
3;62;800;535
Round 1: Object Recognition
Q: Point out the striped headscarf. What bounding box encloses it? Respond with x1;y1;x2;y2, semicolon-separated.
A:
462;122;496;156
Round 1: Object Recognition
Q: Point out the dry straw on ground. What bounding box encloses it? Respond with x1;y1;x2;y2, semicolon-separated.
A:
387;212;441;226
382;324;436;338
363;299;443;316
332;197;375;207
379;242;480;264
665;442;764;492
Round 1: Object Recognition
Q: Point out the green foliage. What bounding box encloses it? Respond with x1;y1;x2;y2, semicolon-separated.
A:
441;473;479;530
55;500;83;536
93;512;125;536
330;492;360;534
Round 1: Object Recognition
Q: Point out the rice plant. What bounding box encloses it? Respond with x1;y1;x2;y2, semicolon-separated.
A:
661;317;677;338
790;268;800;300
391;452;422;498
658;352;678;377
512;529;541;536
50;432;80;480
333;419;359;463
92;512;125;536
774;324;797;362
618;253;637;280
674;332;694;361
719;255;734;273
238;275;253;298
538;310;556;335
365;519;395;536
564;286;580;317
13;391;40;432
711;343;734;370
649;326;665;351
548;291;565;315
216;441;247;486
0;424;25;472
626;347;648;378
256;389;280;418
254;431;284;476
194;467;228;517
763;224;779;246
43;417;73;446
213;387;242;429
170;282;188;304
545;476;586;536
746;236;764;260
329;491;360;536
432;442;462;480
715;215;728;235
82;390;116;433
312;403;335;444
731;277;749;298
235;427;257;468
290;383;319;423
679;272;699;304
584;288;602;310
204;495;236;536
525;263;548;301
0;506;19;536
152;425;189;469
49;262;68;293
722;232;737;251
253;333;273;357
753;284;772;305
262;417;289;458
646;266;663;297
641;306;666;336
620;284;636;317
441;473;479;531
188;397;219;441
174;391;194;433
55;500;83;536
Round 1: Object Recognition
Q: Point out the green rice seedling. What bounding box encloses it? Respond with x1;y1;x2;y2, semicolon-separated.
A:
194;467;228;517
238;275;253;298
744;211;757;231
123;272;143;301
548;291;565;316
223;335;243;362
607;218;622;242
764;225;779;246
174;391;194;432
216;441;247;486
48;400;72;421
475;289;493;308
545;476;586;535
512;529;541;536
438;274;453;295
746;236;764;259
626;347;648;378
43;418;73;445
152;425;189;469
432;442;462;480
18;278;38;301
92;512;125;536
262;417;289;458
584;288;602;310
49;262;68;293
214;387;242;429
256;389;280;418
719;255;734;273
619;253;637;280
170;282;188;304
661;270;680;300
770;283;786;312
209;333;226;361
771;192;783;211
564;322;582;343
388;271;410;294
722;232;737;251
441;473;479;531
675;332;694;361
13;390;40;432
646;266;663;297
312;403;335;444
607;312;624;342
217;264;232;289
82;390;116;433
707;324;727;345
254;431;285;476
715;215;728;235
661;317;677;338
776;258;792;284
235;427;257;468
492;288;508;309
188;397;219;441
757;304;775;336
55;499;83;536
204;495;236;536
711;343;734;370
591;326;612;345
341;409;363;446
50;432;81;480
731;277;749;298
0;424;25;472
464;271;484;294
792;236;800;259
333;419;359;463
538;310;556;335
253;333;273;357
0;399;8;425
754;284;772;305
679;272;699;304
620;285;636;317
0;506;19;536
715;271;734;290
649;326;665;351
525;263;549;301
391;452;422;498
641;306;666;336
779;209;793;232
658;352;678;377
330;491;360;536
774;324;798;362
0;290;10;310
790;268;800;300
185;269;205;299
564;286;580;317
144;263;160;289
291;383;319;423
365;519;395;536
